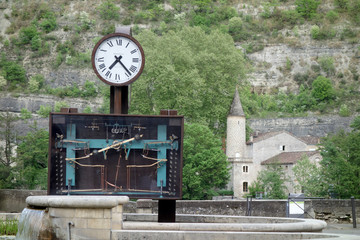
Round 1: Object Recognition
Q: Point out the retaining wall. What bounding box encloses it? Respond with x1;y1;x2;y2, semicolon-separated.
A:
0;190;358;223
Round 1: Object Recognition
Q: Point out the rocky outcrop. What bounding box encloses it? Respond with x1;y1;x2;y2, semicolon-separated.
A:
249;115;356;137
247;43;360;93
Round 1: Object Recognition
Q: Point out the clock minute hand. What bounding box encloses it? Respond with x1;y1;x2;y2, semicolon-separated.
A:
118;57;132;76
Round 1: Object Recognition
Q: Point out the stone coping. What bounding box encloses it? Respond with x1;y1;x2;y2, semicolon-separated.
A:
123;214;327;232
123;220;327;232
26;196;129;209
112;230;359;240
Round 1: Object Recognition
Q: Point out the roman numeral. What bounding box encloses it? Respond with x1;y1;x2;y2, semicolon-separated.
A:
115;74;120;81
132;58;139;63
100;49;107;52
116;39;122;46
105;71;112;78
125;42;130;48
125;72;130;78
130;49;137;54
98;57;104;62
107;41;113;47
129;65;137;73
99;63;106;69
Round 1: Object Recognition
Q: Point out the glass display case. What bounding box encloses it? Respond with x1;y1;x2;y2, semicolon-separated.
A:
48;113;183;199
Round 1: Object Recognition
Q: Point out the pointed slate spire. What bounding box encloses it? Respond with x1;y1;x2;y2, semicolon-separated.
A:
229;88;245;117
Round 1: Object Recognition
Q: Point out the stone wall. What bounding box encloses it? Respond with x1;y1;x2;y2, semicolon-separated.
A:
135;199;360;222
0;189;46;213
1;190;359;223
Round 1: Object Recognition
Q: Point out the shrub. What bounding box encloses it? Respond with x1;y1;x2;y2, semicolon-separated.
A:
54;101;69;112
28;74;44;93
334;0;350;10
310;25;320;39
97;0;120;20
37;105;52;118
349;0;360;24
228;17;243;40
20;108;32;120
0;75;6;89
339;104;351;117
0;58;27;88
30;35;42;51
83;106;92;113
310;25;336;40
39;11;57;33
295;0;320;19
81;80;98;98
78;11;95;31
340;27;357;39
65;52;91;68
18;25;39;45
318;56;335;76
326;10;339;23
311;75;335;102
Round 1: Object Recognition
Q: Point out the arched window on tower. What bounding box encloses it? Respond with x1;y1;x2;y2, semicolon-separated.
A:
243;182;248;192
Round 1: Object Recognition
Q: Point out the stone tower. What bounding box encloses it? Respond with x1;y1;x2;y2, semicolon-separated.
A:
226;88;247;198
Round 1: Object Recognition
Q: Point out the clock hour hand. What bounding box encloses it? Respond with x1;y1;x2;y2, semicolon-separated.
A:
109;56;120;70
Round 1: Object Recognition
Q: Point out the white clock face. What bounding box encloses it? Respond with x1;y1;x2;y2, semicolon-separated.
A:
92;33;145;86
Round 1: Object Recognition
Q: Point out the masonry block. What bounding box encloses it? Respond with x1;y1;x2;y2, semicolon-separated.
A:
49;208;75;218
75;208;104;218
87;218;111;229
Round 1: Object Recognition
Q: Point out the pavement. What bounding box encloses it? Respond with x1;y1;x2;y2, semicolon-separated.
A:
322;223;360;236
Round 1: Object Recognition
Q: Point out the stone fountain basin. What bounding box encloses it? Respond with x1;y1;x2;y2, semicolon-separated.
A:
124;213;326;232
113;213;358;240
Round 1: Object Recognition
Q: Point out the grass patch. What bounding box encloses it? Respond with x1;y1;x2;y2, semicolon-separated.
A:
0;220;18;236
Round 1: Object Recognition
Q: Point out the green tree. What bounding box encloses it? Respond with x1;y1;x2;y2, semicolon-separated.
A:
130;27;247;132
311;76;335;102
292;155;326;197
320;117;360;198
0;112;19;188
16;123;49;190
256;163;288;199
182;123;230;199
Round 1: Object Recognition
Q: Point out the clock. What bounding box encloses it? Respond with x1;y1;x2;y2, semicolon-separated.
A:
91;33;145;86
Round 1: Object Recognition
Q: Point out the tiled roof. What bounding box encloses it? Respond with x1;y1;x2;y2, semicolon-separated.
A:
261;151;320;165
299;136;320;145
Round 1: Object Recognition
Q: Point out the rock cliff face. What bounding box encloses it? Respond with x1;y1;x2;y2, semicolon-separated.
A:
0;0;359;137
0;93;101;114
247;43;360;93
249;115;355;137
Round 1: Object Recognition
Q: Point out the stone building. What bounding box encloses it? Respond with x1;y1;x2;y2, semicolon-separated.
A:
226;90;322;198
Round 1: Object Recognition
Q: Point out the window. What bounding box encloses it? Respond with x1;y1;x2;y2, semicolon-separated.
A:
243;182;248;192
280;145;285;151
243;165;248;173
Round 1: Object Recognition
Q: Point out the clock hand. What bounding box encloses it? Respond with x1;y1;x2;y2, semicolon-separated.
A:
109;56;120;70
118;57;132;76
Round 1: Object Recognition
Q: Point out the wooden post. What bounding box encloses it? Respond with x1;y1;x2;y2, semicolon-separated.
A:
110;86;128;114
